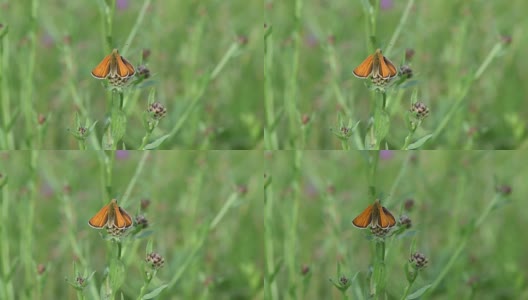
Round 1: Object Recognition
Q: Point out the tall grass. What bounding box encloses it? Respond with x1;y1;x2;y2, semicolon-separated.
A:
0;151;262;299
264;0;523;149
0;1;261;149
265;151;525;299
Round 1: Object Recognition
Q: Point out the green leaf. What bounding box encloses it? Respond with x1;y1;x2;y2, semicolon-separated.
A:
109;258;126;292
407;134;433;149
5;257;19;282
88;120;99;133
142;284;169;299
374;108;390;143
100;280;112;300
102;129;113;150
148;88;156;104
406;284;433;299
111;109;127;145
144;134;171;150
134;230;154;239
267;258;283;283
146;239;153;254
5;107;20;132
410;88;419;104
364;126;375;150
85;270;96;283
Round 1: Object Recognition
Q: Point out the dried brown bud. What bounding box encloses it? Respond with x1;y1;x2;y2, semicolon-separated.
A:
405;48;415;61
301;114;310;125
142;49;151;61
146;252;165;269
148;102;167;120
410;102;429;119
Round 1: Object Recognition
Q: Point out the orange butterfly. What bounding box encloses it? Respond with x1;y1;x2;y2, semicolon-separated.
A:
91;48;136;80
352;199;396;229
88;199;133;229
353;48;398;79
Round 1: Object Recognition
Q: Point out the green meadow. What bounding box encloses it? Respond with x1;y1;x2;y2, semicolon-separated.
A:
0;0;261;149
0;151;262;299
265;151;525;299
265;0;527;149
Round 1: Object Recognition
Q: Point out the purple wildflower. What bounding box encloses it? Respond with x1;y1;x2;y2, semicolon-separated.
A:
380;0;394;10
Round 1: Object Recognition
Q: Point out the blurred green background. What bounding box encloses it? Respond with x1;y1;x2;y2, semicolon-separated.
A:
0;151;262;299
265;151;526;299
0;0;261;149
265;0;526;149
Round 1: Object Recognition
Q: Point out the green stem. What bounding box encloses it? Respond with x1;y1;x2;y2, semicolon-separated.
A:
164;188;241;291
62;41;100;149
341;139;350;150
78;139;87;150
122;0;152;55
285;150;303;299
424;194;501;298
138;131;151;150
370;239;387;298
401;133;412;150
21;0;39;148
264;174;279;300
136;273;154;300
326;38;363;150
209;192;239;230
168;43;239;139
385;0;415;56
371;0;379;40
0;179;14;299
0;25;15;149
76;290;85;300
119;92;124;110
105;0;115;51
103;151;115;200
285;0;303;149
117;240;122;259
361;2;372;52
264;25;278;149
367;150;380;199
400;279;415;300
388;153;411;203
371;92;389;150
432;42;504;141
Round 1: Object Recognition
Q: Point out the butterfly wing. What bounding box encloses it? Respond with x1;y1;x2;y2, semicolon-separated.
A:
91;54;112;79
379;56;398;79
353;54;375;78
378;205;397;228
88;203;110;228
120;56;136;77
118;207;133;228
112;202;132;229
352;204;374;228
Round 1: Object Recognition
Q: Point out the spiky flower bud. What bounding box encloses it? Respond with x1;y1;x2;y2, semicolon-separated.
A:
147;102;167;120
409;252;428;269
146;252;165;269
410;102;429;120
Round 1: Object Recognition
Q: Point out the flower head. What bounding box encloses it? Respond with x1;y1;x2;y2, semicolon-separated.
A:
410;102;430;120
399;215;412;229
148;102;167;120
409;252;428;269
146;252;165;269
